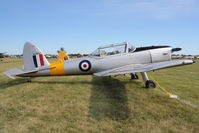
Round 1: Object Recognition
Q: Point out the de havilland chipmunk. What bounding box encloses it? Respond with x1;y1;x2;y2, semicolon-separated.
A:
3;42;195;88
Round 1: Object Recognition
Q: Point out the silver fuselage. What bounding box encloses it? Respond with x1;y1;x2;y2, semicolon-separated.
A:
25;47;172;77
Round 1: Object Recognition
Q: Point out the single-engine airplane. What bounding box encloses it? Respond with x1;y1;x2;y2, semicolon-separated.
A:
3;42;195;88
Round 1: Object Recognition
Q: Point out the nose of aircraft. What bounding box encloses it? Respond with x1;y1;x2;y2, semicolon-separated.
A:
172;47;182;52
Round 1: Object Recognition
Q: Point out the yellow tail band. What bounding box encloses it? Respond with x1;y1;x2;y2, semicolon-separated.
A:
49;62;65;76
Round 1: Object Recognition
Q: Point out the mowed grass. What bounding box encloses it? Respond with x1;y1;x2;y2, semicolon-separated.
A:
0;58;198;133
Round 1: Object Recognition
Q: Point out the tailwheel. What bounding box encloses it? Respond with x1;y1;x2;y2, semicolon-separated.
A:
131;73;139;80
145;80;156;88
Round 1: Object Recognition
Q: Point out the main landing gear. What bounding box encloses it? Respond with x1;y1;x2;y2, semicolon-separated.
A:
141;72;156;88
130;72;155;88
130;73;139;80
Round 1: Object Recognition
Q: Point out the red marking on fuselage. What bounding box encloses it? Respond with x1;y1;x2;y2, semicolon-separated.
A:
83;64;87;68
39;54;44;66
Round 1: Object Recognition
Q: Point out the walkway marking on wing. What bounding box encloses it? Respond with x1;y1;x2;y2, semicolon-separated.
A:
148;74;199;110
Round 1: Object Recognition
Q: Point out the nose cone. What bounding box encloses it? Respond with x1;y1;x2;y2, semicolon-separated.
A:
172;47;182;52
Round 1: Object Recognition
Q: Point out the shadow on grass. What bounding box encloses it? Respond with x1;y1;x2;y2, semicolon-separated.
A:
0;75;143;90
32;80;91;85
32;76;142;85
0;78;27;90
88;76;130;121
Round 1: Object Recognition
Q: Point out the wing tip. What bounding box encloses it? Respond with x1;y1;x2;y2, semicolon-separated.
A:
2;71;16;79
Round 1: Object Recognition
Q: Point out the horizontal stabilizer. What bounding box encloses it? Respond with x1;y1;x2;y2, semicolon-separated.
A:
3;68;38;79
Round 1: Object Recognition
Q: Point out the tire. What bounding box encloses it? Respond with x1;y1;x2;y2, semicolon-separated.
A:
131;73;139;80
146;80;156;88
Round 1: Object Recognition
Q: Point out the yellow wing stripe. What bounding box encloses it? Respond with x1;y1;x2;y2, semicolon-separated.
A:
49;62;65;76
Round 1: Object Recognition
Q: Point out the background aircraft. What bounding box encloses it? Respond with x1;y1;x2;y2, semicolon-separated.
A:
0;53;6;58
3;42;195;88
0;52;6;61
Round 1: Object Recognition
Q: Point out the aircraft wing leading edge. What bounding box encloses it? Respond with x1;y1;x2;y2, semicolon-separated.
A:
94;59;194;76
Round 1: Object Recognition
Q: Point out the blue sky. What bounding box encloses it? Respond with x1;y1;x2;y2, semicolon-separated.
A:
0;0;199;55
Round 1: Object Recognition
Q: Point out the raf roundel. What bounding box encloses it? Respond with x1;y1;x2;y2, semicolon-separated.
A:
79;60;91;72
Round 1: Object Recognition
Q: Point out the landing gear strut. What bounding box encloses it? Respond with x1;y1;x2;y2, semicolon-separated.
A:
141;72;156;88
130;73;139;80
27;77;32;82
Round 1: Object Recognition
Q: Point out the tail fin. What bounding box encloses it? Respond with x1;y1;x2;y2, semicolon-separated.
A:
58;50;70;62
23;42;49;71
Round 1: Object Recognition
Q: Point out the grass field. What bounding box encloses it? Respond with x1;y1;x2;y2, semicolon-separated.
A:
0;58;198;133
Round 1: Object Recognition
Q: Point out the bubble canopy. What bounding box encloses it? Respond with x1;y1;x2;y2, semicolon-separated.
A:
90;42;136;57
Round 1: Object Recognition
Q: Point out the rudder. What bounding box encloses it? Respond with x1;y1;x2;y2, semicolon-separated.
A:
23;42;49;71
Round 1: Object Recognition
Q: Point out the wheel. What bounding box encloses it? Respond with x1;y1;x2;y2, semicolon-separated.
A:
145;80;156;88
131;73;139;80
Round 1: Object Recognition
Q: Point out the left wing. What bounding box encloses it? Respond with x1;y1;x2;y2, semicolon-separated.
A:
94;59;195;76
